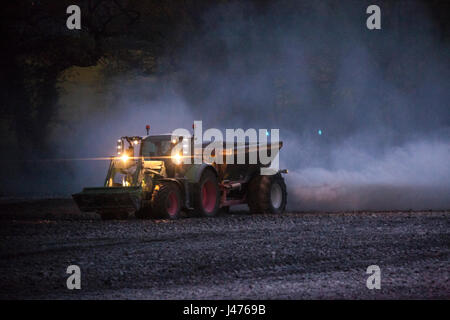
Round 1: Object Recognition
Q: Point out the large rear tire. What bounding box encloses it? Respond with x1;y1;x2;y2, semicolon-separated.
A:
194;170;220;217
248;174;287;214
151;182;182;219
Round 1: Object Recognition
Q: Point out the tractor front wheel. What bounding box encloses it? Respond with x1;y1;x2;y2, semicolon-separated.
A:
151;182;182;219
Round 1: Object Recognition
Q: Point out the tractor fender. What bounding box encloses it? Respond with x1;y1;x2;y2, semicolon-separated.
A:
157;178;184;190
184;164;218;184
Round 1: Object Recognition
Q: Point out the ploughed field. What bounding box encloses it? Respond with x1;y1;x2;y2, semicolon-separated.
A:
0;199;448;299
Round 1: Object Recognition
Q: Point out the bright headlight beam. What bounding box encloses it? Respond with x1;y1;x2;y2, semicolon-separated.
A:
172;153;182;164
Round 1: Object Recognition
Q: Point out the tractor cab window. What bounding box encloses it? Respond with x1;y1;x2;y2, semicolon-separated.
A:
141;137;173;158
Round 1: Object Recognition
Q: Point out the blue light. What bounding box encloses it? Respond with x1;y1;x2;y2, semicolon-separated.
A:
318;129;322;135
266;130;270;136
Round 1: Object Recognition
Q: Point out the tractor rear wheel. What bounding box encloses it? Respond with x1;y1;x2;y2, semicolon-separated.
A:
151;182;182;219
194;170;220;217
248;174;287;214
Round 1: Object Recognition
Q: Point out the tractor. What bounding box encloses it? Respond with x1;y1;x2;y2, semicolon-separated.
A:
73;127;287;220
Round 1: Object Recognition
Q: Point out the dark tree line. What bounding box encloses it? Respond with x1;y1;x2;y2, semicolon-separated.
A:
0;0;448;157
0;0;217;156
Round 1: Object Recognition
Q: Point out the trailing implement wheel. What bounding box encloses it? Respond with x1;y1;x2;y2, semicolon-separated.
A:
151;182;181;219
194;170;220;217
248;174;287;214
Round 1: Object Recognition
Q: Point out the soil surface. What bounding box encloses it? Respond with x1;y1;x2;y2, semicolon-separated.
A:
0;199;448;299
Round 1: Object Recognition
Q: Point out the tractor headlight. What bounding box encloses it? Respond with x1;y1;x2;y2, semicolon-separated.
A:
121;154;129;163
172;153;182;165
